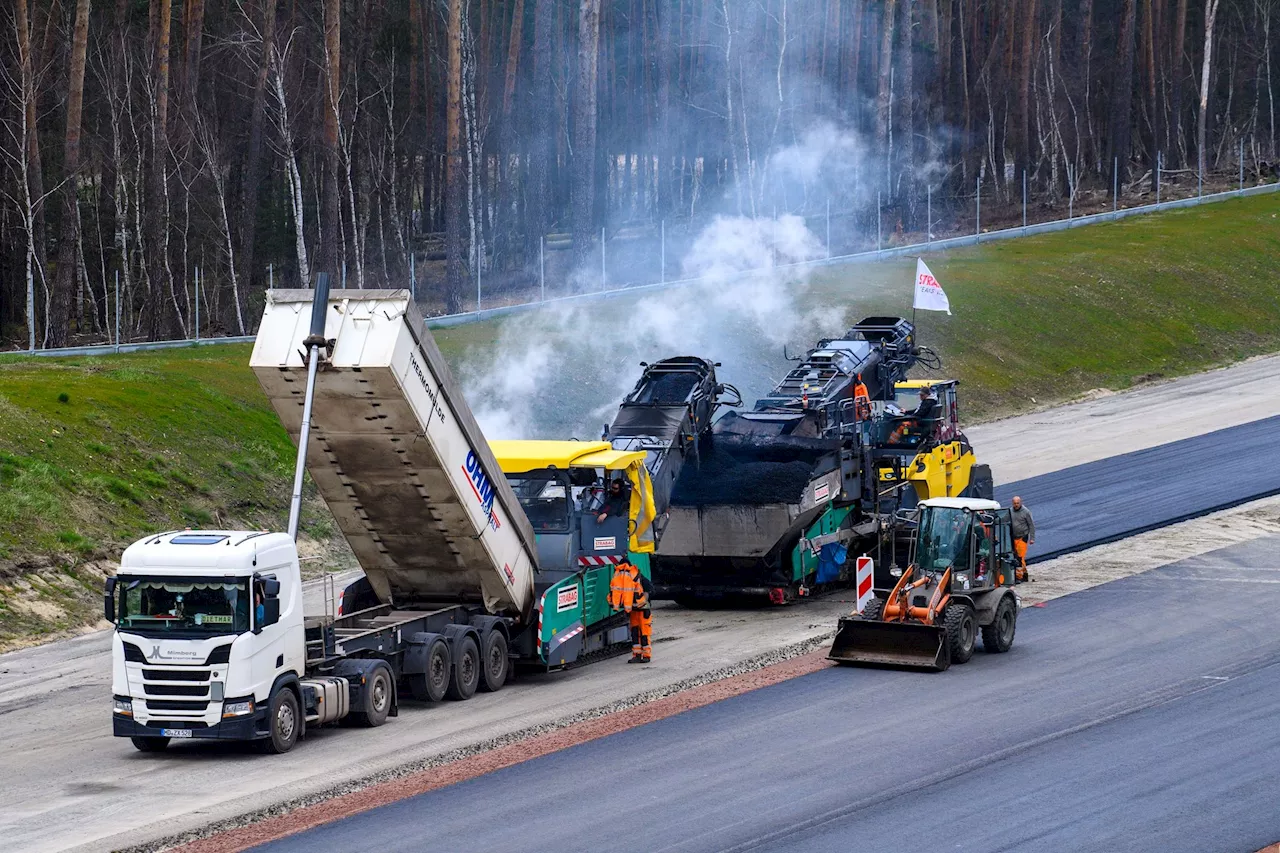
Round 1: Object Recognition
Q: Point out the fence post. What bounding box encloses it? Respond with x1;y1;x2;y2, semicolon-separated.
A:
1240;139;1245;194
1023;170;1028;232
660;220;666;283
1113;157;1119;216
1198;150;1203;198
975;176;981;244
342;263;347;288
876;192;882;256
410;253;416;300
1156;152;1162;205
1068;165;1074;222
194;266;200;342
927;185;932;246
601;227;607;291
114;269;121;353
476;252;482;311
826;199;831;258
540;236;546;301
269;262;274;290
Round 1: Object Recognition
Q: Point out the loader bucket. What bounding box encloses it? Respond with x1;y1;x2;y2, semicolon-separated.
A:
828;616;950;672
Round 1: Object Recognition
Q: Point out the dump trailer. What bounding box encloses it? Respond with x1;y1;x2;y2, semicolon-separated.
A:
828;497;1022;672
105;284;628;756
653;318;942;602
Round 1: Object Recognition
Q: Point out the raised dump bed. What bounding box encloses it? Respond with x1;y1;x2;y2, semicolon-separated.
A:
251;289;538;618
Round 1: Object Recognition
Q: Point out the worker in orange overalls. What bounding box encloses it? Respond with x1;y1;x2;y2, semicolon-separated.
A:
609;560;653;663
852;373;871;421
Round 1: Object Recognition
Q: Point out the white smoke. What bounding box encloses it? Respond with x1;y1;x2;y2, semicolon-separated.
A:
460;122;875;440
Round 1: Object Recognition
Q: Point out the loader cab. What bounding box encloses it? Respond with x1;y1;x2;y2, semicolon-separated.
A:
912;498;1019;589
884;379;960;446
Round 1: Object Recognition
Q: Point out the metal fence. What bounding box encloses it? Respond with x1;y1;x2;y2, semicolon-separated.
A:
10;173;1279;358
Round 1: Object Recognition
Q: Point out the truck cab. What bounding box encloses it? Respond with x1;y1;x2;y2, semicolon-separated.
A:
106;531;304;751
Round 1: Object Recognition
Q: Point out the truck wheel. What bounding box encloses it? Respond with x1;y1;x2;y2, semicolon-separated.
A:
478;630;509;693
352;663;393;727
257;688;302;754
981;595;1017;653
407;637;450;703
445;635;480;701
860;596;883;621
131;737;169;752
943;602;977;665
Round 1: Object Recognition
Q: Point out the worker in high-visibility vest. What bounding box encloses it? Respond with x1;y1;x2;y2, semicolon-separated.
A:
608;560;653;663
852;374;872;421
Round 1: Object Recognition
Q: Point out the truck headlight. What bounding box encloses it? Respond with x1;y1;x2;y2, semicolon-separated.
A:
222;698;255;718
113;696;133;716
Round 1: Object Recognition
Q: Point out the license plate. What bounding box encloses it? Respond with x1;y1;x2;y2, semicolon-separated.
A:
161;728;193;738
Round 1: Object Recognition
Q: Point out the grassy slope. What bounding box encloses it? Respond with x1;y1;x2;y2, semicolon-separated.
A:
2;193;1277;645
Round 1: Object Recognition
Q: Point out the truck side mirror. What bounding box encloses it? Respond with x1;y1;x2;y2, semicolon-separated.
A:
260;598;281;629
103;576;117;624
262;578;281;598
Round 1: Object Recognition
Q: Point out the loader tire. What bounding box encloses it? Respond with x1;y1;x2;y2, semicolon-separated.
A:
860;596;883;621
981;595;1017;653
944;602;977;665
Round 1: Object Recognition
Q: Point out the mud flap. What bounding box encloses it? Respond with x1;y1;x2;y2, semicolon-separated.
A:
828;616;950;672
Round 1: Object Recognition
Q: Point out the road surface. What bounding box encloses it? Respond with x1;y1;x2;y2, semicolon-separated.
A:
253;536;1280;853
996;414;1280;561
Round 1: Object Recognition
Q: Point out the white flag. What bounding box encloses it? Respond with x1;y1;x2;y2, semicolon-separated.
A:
913;258;952;315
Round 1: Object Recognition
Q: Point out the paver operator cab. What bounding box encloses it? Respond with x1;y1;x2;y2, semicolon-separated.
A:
105;284;651;755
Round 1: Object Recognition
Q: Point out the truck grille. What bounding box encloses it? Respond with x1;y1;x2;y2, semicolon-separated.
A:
144;683;208;696
146;699;209;712
143;668;210;682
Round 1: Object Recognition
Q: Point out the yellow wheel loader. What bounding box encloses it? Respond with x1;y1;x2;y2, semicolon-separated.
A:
828;497;1022;672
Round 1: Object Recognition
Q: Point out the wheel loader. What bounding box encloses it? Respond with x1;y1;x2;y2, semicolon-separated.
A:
828;497;1022;672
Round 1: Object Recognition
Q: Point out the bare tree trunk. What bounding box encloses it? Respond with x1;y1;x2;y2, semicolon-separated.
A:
11;0;43;350
1171;0;1189;164
445;0;466;312
146;0;175;340
525;0;554;262
570;0;601;278
1016;0;1037;182
1198;0;1223;178
269;38;309;286
1109;0;1138;181
318;0;342;284
236;0;277;305
1143;0;1159;188
875;0;898;190
46;0;92;347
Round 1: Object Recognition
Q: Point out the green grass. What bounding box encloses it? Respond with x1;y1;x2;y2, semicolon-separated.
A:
0;346;295;559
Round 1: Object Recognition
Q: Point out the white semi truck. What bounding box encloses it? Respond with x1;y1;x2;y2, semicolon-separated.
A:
105;281;645;753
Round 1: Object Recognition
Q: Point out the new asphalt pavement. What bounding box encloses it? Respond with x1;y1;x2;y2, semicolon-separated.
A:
252;535;1280;853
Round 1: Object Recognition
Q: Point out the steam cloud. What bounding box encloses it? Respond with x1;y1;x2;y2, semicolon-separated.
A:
459;121;876;440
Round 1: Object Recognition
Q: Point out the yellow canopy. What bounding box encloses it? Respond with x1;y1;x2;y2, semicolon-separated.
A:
489;440;646;474
896;379;958;391
489;439;657;553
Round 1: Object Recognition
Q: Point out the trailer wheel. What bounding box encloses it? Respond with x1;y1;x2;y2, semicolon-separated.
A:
445;635;480;701
478;630;509;693
407;637;450;703
352;664;393;727
131;737;169;752
258;688;301;754
944;602;977;665
981;595;1017;653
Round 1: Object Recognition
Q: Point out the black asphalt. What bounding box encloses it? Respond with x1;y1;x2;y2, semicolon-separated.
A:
253;536;1280;853
995;414;1280;561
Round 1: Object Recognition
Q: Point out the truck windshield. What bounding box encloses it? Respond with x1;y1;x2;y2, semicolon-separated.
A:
116;576;250;637
915;507;972;572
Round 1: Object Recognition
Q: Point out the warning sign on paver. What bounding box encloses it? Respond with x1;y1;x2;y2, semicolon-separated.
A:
557;586;579;612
